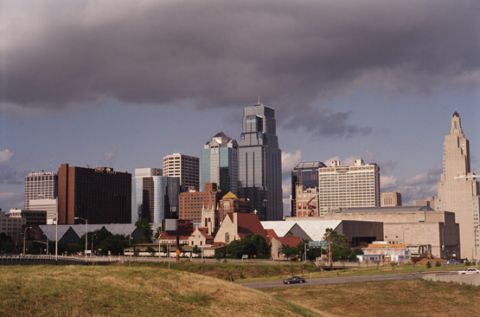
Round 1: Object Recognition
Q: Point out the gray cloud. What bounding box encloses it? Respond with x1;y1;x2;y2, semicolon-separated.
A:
1;0;479;136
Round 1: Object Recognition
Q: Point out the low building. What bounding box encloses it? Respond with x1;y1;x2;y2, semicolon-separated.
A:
299;206;460;258
262;219;383;247
8;208;47;226
187;227;214;248
265;229;302;260
359;241;411;264
214;213;266;244
28;199;57;224
0;211;25;244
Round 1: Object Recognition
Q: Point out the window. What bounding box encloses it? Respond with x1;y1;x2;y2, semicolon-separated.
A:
225;232;230;243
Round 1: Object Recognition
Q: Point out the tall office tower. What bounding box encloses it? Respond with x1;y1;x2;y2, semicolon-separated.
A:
178;183;219;224
435;112;480;259
381;192;402;207
163;153;200;191
238;103;283;220
201;132;239;194
318;159;380;213
291;162;326;217
24;171;57;209
57;164;131;224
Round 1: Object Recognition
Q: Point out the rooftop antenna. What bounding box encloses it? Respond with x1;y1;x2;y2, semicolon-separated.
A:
257;96;261;105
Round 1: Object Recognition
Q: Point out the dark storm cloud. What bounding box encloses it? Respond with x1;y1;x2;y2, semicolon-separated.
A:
1;0;479;136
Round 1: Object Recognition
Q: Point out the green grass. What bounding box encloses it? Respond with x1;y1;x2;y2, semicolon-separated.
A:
264;279;480;317
0;265;316;317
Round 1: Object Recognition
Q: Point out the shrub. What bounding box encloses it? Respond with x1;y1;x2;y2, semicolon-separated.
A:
426;261;432;269
435;261;441;267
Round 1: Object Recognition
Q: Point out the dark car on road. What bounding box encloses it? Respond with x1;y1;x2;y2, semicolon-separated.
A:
283;276;306;284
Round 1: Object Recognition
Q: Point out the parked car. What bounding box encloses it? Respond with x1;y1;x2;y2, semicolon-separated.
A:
457;268;480;275
283;276;306;284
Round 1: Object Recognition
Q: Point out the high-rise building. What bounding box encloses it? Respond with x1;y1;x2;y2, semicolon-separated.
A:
24;171;57;209
318;159;380;213
132;168;179;224
57;164;131;224
201;132;239;194
163;153;199;191
238;103;283;220
291;161;326;217
435;112;480;259
381;192;402;207
178;183;219;225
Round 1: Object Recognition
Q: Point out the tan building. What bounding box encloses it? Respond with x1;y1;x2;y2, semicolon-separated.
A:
295;185;320;217
319;159;380;213
305;206;460;259
0;211;25;244
162;153;199;191
435;112;480;260
178;183;218;224
265;229;302;260
218;191;251;224
381;192;402;207
214;213;266;244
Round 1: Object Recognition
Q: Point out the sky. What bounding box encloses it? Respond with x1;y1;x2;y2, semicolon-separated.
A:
1;0;479;214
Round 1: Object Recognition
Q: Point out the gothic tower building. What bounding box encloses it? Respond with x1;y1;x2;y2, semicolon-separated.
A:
436;112;480;259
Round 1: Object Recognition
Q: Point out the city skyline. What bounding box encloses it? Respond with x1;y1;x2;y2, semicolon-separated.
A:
1;1;479;213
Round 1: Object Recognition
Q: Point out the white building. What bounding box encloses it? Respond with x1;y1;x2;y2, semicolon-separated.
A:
318;159;380;213
435;112;480;259
24;171;57;209
29;199;57;224
163;153;199;191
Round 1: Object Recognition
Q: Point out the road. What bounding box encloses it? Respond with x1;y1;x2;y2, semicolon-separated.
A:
243;272;425;289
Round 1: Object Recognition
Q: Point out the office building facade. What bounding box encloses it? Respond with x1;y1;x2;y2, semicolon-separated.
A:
163;153;199;191
57;164;131;224
28;199;57;224
179;183;219;224
238;103;283;220
435;112;480;259
132;168;181;224
291;161;325;216
201;132;239;194
24;171;57;209
381;192;402;207
318;159;380;212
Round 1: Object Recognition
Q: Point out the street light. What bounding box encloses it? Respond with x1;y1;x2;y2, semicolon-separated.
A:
22;226;33;256
74;217;88;256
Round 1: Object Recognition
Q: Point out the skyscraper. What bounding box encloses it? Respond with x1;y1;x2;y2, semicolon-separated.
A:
291;161;325;216
435;112;480;259
201;132;238;194
238;103;283;220
24;171;57;209
318;159;380;213
57;164;131;224
163;153;200;191
132;168;180;224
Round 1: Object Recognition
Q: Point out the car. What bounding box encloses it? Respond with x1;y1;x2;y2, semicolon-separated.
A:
283;276;306;284
457;268;480;275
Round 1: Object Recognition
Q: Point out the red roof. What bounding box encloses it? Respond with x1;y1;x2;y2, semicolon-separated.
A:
264;229;279;241
197;227;214;240
278;236;302;248
236;213;266;239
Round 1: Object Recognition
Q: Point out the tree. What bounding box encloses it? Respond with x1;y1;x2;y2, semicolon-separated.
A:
323;228;358;261
135;218;153;243
225;235;270;259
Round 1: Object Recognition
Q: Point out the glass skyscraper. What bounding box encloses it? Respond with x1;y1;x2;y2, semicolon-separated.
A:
201;132;238;194
238;103;283;220
132;168;180;224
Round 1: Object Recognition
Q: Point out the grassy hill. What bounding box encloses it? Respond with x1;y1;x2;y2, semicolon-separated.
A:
0;265;315;317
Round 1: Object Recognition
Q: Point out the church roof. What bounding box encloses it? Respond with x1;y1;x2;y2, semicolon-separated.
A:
222;191;238;200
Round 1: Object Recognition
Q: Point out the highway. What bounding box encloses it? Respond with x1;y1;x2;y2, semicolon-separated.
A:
243;272;426;289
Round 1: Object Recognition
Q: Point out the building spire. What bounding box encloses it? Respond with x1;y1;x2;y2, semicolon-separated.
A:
450;111;463;135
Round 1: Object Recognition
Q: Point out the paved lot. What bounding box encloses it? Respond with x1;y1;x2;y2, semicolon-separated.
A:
423;272;480;286
244;272;422;289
